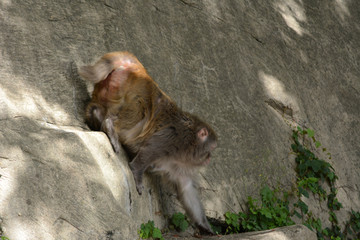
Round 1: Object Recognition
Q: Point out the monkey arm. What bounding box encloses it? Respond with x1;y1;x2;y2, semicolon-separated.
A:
176;175;214;235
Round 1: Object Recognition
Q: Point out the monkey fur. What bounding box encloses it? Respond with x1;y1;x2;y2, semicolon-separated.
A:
79;51;217;234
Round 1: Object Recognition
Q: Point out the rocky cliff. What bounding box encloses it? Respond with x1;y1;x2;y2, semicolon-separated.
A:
0;1;359;239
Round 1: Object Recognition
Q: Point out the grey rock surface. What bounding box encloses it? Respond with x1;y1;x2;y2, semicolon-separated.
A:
165;224;317;240
0;0;359;239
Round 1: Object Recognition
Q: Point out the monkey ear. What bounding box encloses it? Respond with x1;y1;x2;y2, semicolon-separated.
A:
197;128;208;142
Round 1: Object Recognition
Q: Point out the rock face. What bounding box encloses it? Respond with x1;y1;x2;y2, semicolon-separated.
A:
0;1;359;239
166;224;317;240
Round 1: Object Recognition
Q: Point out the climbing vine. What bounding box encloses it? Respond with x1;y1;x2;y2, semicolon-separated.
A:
224;127;360;240
292;127;340;239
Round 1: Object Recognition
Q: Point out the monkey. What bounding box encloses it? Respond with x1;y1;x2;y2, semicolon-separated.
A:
78;51;217;234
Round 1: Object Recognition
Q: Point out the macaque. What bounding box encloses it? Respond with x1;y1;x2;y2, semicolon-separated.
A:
79;52;217;234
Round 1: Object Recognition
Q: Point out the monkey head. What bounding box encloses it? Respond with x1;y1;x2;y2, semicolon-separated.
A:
189;116;217;166
197;127;217;164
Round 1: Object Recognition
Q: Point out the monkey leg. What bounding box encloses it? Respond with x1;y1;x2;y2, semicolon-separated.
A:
129;128;176;195
128;154;150;195
128;147;161;195
176;175;214;235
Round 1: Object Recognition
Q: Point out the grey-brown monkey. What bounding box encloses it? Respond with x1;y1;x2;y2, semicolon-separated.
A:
79;52;217;234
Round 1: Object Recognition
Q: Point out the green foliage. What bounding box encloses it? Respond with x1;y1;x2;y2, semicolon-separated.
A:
170;212;189;232
291;127;360;240
138;220;164;240
1;237;10;240
224;186;294;234
211;223;223;234
304;215;324;236
222;127;359;240
292;129;336;188
224;212;241;233
344;210;360;240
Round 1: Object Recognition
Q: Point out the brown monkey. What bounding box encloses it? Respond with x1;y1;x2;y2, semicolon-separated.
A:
79;52;217;234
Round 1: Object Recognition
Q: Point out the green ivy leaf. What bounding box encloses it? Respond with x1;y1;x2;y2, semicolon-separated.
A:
298;200;308;214
171;212;189;232
304;222;313;231
179;220;189;232
329;211;338;223
225;212;240;229
171;213;184;227
139;221;153;238
260;186;273;203
309;160;322;173
306;129;315;138
327;171;335;181
260;208;272;219
298;186;309;198
138;220;164;240
294;210;302;219
152;228;164;240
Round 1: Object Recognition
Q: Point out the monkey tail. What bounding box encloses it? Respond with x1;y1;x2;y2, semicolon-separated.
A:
79;51;144;83
78;60;113;83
